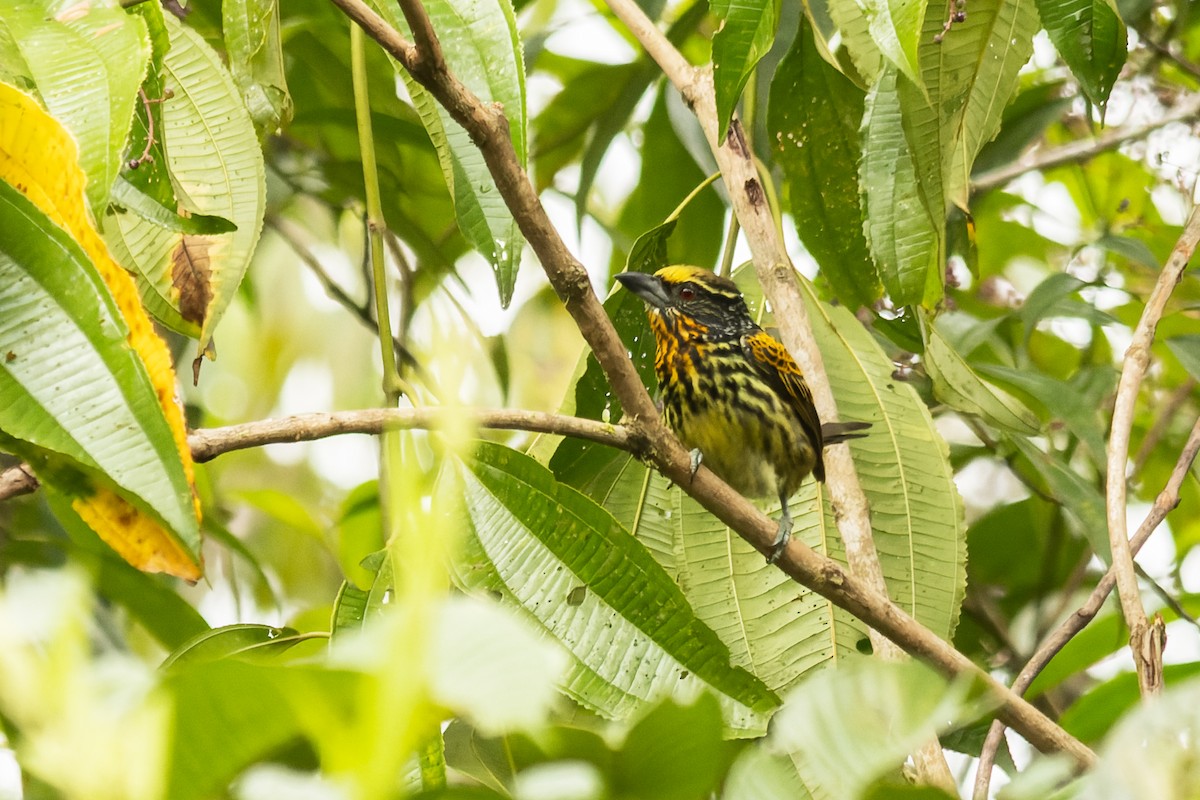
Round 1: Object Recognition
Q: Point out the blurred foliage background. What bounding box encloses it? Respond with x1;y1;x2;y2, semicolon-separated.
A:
2;0;1200;797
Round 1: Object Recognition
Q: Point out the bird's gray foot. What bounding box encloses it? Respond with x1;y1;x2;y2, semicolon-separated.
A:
767;498;793;564
689;448;703;482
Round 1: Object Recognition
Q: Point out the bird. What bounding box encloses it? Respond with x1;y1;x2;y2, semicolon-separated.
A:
615;265;869;563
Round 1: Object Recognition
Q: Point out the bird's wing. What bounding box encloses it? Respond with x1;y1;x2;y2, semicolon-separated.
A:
741;329;824;456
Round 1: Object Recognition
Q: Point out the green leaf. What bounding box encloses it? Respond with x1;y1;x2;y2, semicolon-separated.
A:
975;363;1108;466
711;0;781;140
0;179;199;552
531;60;642;192
165;661;360;800
1035;0;1127;112
122;1;177;211
1024;611;1125;699
771;659;983;799
223;0;293;137
454;441;779;734
1015;272;1088;341
899;0;1038;215
920;311;1041;435
974;80;1072;177
769;17;881;308
1166;335;1200;381
0;0;151;212
796;278;967;642
161;624;303;670
104;12;266;349
614;90;725;270
614;695;731;800
861;66;941;306
865;0;1038;305
1010;435;1109;559
428;596;567;734
1061;663;1200;744
370;0;526;307
110;177;237;235
724;746;817;800
827;0;924;87
1080;677;1200;797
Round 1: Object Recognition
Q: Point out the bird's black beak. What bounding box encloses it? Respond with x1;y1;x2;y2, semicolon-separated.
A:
615;272;671;309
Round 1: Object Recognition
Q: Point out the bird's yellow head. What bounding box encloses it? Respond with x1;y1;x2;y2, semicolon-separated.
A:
615;266;752;338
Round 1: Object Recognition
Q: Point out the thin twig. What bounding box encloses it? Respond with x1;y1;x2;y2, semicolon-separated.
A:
188;408;638;462
1106;205;1200;696
0;464;37;502
1137;31;1200;81
269;215;428;384
0;410;641;501
974;414;1200;800
329;0;1095;765
971;94;1200;193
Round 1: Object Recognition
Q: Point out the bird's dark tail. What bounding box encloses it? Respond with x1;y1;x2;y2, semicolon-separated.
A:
821;420;871;446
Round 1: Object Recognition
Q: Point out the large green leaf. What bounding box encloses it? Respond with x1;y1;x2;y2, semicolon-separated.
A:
166;661;361;800
796;278;967;641
1075;676;1200;798
0;0;150;212
867;0;1037;305
711;0;781;140
827;0;924;87
453;441;779;734
920;311;1041;435
104;12;266;351
771;659;981;799
0;179;199;551
1035;0;1126;112
899;0;1037;215
371;0;525;307
223;0;293;137
769;17;881;308
861;66;941;306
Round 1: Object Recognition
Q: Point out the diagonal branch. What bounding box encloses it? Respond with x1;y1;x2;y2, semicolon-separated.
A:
327;0;1095;766
974;414;1200;800
1106;204;1200;697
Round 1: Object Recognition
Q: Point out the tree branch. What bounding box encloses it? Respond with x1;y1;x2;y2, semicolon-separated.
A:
974;414;1200;800
0;464;37;502
268;215;429;387
189;408;636;461
1106;204;1200;697
0;409;640;501
971;93;1200;193
328;0;1095;766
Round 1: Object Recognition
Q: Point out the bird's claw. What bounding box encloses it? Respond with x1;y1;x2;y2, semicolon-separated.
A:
767;518;793;564
689;448;703;483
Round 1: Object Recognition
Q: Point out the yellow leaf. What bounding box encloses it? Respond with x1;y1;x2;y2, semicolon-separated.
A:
0;81;201;579
74;491;203;582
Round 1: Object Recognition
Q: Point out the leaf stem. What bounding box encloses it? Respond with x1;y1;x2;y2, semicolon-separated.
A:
351;23;404;407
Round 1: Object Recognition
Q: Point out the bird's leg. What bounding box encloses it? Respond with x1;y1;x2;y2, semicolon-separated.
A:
689;448;703;483
767;493;793;564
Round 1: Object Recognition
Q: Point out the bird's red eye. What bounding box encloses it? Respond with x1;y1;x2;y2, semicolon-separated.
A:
679;285;696;300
